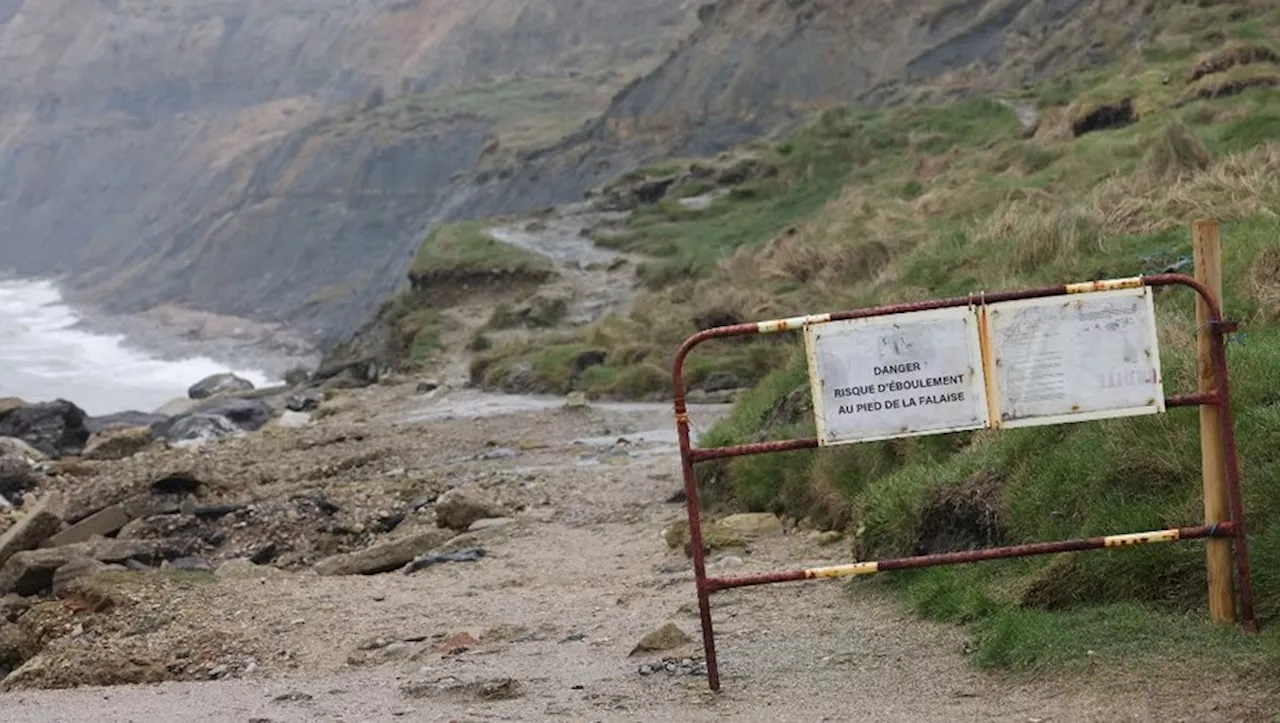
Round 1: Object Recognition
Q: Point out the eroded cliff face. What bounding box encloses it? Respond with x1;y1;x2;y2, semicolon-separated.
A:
589;0;1151;154
0;0;697;347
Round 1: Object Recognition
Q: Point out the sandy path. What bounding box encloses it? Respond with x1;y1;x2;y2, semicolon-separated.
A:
0;389;1271;722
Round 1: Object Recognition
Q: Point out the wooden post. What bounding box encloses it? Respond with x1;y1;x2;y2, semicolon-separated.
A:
1193;219;1235;625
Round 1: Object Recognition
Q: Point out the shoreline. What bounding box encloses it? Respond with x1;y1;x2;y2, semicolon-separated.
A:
56;276;321;382
0;274;322;414
74;302;321;384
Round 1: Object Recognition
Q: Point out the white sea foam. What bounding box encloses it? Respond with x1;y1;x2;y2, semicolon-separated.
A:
0;279;271;416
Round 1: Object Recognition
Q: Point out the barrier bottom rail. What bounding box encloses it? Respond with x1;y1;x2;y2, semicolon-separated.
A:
704;523;1234;592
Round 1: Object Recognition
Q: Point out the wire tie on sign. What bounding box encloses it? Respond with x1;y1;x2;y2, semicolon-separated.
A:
1195;321;1248;347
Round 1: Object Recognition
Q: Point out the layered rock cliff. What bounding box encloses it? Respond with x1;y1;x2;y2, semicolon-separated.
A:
0;0;697;348
585;0;1154;154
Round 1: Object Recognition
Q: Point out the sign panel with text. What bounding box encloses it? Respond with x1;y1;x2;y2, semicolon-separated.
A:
804;306;989;446
985;287;1165;428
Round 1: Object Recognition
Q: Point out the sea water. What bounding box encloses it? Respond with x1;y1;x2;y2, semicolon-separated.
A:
0;279;270;416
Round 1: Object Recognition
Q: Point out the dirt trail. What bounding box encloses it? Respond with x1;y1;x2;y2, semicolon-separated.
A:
0;385;1272;722
432;204;642;388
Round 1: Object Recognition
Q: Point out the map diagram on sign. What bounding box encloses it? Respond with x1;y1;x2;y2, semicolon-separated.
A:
804;306;989;446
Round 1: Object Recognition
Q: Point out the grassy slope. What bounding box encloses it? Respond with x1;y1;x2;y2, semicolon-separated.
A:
357;221;557;369
699;7;1280;675
409;221;553;281
480;1;1280;675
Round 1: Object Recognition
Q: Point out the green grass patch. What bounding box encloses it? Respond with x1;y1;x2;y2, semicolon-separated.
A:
410;221;554;282
612;98;1023;285
401;308;443;363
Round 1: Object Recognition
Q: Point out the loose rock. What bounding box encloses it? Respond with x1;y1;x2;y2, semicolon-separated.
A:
438;632;478;655
814;530;843;546
188;373;255;400
189;398;273;432
434;488;505;532
0;455;41;498
467;517;514;532
50;556;110;596
0;493;65;568
629;623;693;656
162;414;242;445
274;411;312;429
43;504;133;547
0;538;190;596
401;676;523;702
83;426;155;461
402;547;486;575
285;387;324;412
0;438;47;463
313;529;454;576
717;513;784;537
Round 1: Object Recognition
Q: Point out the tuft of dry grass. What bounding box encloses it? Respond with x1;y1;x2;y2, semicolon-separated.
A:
1250;243;1280;322
1095;142;1280;234
1144;119;1213;180
982;201;1107;272
1190;41;1280;82
1178;63;1280;106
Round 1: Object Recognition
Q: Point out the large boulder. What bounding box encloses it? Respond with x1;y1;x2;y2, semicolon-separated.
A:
191;398;272;432
160;414;241;445
152;397;198;417
0;400;90;459
156;397;273;445
285;387;324;412
187;373;254;400
0;456;41;499
84;411;170;436
0;438;45;463
83;426;156;461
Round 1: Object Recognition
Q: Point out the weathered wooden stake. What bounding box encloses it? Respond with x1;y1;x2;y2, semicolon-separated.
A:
1193;218;1235;625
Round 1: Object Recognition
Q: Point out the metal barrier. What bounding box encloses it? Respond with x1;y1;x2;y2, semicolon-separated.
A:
671;273;1258;692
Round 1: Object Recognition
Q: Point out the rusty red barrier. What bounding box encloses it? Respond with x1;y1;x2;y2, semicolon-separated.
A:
671;273;1258;692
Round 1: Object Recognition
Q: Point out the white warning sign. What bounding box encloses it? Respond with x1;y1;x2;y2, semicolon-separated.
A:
804;306;988;446
985;287;1164;428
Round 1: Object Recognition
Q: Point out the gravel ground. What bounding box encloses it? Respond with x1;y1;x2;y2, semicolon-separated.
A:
0;385;1273;722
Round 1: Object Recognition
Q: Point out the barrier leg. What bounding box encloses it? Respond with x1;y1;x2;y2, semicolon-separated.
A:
1210;326;1259;632
675;398;721;690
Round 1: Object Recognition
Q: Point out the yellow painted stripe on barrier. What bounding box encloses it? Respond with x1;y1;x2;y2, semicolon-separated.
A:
757;313;832;334
803;561;880;580
1065;277;1144;294
1103;529;1181;547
